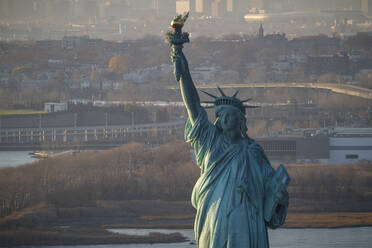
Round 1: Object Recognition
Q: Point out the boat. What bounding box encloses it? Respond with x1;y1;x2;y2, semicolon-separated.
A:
30;151;49;159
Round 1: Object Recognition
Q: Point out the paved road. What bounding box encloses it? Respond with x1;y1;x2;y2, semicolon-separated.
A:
169;82;372;100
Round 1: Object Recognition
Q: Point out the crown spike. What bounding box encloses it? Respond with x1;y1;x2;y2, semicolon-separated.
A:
232;90;239;98
200;90;218;99
244;105;260;108
201;86;257;113
217;86;226;96
242;98;252;102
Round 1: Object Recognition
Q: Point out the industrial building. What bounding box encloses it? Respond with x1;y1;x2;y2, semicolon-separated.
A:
257;128;372;165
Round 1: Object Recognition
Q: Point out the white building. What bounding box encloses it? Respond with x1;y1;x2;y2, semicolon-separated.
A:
328;128;372;164
44;102;68;113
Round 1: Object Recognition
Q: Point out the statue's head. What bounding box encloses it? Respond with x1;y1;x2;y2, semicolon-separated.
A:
215;105;248;137
201;87;258;138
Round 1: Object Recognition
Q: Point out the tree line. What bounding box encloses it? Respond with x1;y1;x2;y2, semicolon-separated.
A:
0;140;372;217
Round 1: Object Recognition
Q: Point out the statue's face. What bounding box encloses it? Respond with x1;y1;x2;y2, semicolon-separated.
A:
217;106;241;132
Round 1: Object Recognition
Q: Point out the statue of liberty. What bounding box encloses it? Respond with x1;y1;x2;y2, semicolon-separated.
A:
166;13;290;248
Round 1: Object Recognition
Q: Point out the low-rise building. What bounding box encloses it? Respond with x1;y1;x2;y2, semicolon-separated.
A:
328;128;372;164
257;127;372;165
44;102;68;113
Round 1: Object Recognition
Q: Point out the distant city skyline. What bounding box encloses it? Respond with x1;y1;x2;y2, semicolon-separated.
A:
0;0;371;41
0;0;369;23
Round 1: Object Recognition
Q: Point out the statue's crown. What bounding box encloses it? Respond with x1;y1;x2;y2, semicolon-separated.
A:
201;87;259;114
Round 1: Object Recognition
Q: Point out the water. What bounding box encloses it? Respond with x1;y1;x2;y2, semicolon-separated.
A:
0;151;37;168
0;150;104;168
23;227;372;248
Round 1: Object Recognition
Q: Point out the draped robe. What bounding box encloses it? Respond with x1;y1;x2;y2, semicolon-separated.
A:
185;108;288;248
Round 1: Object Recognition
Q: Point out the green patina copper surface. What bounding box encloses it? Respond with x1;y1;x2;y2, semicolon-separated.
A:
167;13;289;248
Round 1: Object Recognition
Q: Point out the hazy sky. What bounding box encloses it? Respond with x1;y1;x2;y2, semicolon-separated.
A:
0;0;367;23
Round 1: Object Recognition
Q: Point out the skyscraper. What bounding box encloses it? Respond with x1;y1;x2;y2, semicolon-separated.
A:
211;0;227;17
362;0;372;16
190;0;250;18
250;0;263;10
226;0;251;18
227;0;233;12
176;0;190;15
194;0;203;13
0;0;9;20
193;0;212;15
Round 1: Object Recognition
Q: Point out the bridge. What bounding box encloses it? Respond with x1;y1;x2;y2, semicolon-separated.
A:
169;82;372;100
0;120;186;150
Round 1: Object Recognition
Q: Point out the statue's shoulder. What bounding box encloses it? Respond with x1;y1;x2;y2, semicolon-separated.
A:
244;137;263;152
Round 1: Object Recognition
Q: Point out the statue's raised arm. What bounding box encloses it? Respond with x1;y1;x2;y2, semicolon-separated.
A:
166;13;200;125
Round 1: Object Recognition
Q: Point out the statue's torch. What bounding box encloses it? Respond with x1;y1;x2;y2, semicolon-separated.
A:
166;12;190;82
165;12;189;45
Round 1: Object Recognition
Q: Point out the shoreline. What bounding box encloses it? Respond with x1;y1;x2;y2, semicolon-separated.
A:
3;202;372;230
102;212;372;229
0;228;188;247
1;211;372;247
48;213;372;230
